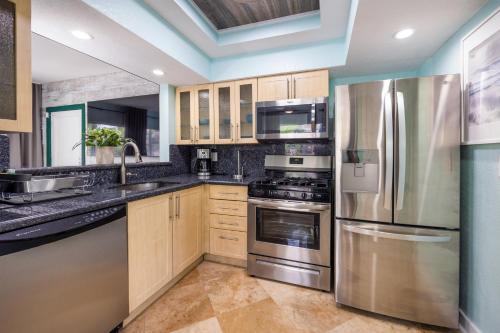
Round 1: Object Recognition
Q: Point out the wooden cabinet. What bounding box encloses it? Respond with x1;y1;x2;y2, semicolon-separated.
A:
173;186;203;276
128;194;173;312
234;79;257;143
194;84;214;144
210;228;247;260
291;70;329;98
175;86;195;144
257;70;329;101
0;0;32;132
208;185;248;261
257;74;291;101
214;81;235;144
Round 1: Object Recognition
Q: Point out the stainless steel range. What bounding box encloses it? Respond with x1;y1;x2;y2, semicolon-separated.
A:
247;155;332;291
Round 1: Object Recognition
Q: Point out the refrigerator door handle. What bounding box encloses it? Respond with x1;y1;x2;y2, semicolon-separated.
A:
343;224;451;243
396;91;406;211
383;92;394;210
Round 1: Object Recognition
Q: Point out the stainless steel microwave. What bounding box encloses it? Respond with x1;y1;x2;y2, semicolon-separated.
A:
256;97;329;140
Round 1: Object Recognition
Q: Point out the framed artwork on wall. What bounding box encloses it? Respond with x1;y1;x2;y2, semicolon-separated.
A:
461;7;500;145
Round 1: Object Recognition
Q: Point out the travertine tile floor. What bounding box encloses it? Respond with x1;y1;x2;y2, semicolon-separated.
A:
122;261;457;333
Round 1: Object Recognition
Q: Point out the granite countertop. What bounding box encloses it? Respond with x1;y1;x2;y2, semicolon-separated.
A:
0;173;257;234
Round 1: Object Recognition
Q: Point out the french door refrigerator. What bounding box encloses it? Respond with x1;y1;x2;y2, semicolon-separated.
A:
334;74;460;328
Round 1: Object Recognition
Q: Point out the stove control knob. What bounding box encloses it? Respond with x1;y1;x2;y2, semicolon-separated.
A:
284;191;290;198
301;192;307;200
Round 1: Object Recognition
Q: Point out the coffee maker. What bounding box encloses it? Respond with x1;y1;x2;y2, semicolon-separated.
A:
196;148;211;178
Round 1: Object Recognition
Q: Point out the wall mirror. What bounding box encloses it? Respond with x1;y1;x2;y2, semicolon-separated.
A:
7;33;162;169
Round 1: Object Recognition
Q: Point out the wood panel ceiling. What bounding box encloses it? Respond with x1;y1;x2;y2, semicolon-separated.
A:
192;0;320;30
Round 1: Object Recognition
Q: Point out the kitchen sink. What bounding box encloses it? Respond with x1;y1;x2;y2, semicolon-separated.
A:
110;181;180;192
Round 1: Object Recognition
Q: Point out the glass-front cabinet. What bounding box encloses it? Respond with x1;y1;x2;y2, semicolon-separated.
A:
234;79;257;143
175;87;194;144
214;82;235;144
194;84;214;144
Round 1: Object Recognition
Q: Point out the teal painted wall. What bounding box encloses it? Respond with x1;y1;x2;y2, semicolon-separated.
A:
416;1;500;332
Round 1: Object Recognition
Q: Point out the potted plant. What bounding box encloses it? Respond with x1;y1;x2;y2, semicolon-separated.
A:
74;128;131;164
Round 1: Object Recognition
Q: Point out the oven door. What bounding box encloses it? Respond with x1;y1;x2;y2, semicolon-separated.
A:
248;198;331;266
256;98;328;140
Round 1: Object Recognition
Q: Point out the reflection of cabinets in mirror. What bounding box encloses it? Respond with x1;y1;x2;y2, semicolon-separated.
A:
0;0;32;132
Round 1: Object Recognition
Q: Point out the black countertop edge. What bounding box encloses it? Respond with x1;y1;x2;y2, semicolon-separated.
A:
0;174;256;234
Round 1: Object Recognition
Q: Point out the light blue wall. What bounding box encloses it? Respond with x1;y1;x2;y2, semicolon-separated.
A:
159;84;176;162
416;1;500;332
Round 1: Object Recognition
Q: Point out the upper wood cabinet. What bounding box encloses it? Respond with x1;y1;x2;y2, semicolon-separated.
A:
173;186;203;276
257;69;329;101
175;86;195;144
194;84;214;144
214;81;235;144
128;194;173;312
257;74;291;101
234;79;257;144
0;0;32;132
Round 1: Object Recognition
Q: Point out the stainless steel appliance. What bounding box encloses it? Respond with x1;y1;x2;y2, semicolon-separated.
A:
247;155;332;291
334;75;460;328
256;98;329;140
195;148;211;177
0;173;93;204
0;205;129;333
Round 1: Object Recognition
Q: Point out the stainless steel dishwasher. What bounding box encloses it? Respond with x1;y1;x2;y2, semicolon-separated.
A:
0;205;129;333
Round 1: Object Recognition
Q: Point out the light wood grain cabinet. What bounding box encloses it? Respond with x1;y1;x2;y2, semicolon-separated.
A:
209;184;248;201
210;228;247;260
194;84;214;144
234;79;257;143
175;87;195;144
214;81;235;144
0;0;32;132
173;186;203;276
128;194;173;312
257;70;329;101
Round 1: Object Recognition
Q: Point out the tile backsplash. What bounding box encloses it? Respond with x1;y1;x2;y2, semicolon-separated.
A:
0;135;9;169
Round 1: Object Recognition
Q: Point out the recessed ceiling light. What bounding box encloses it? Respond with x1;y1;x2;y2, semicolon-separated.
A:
394;28;414;39
152;69;164;76
71;30;93;40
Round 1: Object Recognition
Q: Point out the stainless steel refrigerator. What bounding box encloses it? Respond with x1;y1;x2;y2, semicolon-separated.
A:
334;75;460;328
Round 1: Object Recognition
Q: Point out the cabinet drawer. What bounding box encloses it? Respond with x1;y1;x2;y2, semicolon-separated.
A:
209;185;247;201
210;228;247;260
209;199;247;217
210;214;247;231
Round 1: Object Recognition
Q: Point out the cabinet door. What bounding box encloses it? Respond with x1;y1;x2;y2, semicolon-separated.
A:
214;82;235;144
173;187;203;276
292;70;329;98
0;0;31;132
235;79;257;143
210;228;247;260
175;87;194;144
128;194;173;312
257;74;291;101
194;84;214;144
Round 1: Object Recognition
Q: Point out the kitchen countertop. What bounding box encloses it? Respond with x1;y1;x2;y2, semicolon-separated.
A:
0;174;256;234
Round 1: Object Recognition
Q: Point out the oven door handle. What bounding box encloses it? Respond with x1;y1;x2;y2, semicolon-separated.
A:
248;198;331;212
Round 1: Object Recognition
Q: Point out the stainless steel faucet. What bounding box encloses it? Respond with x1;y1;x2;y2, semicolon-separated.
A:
233;150;243;180
120;142;143;184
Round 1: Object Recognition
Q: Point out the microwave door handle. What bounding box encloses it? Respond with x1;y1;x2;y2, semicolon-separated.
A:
311;103;316;133
383;92;394;211
396;92;406;211
343;224;451;243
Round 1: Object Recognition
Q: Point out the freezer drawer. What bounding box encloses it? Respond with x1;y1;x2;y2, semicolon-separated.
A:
335;219;459;328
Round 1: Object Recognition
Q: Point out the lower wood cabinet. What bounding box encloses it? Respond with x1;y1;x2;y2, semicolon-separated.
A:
210;228;247;260
128;193;173;312
173;186;203;276
127;186;203;313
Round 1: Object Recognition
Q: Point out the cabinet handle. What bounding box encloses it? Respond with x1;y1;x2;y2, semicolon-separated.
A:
169;196;173;220
293;78;296;98
219;235;239;241
196;126;199;142
231;124;234;142
220;207;238;211
176;195;180;218
190;126;194;143
219;192;239;195
286;78;290;99
219;222;239;226
236;123;240;142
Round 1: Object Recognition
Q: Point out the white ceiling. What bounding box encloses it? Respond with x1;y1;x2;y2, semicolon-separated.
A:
31;0;208;86
333;0;487;76
32;33;119;84
144;0;350;58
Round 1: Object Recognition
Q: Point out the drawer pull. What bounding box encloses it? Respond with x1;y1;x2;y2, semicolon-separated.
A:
219;192;239;195
219;236;239;241
219;222;239;226
220;207;238;211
